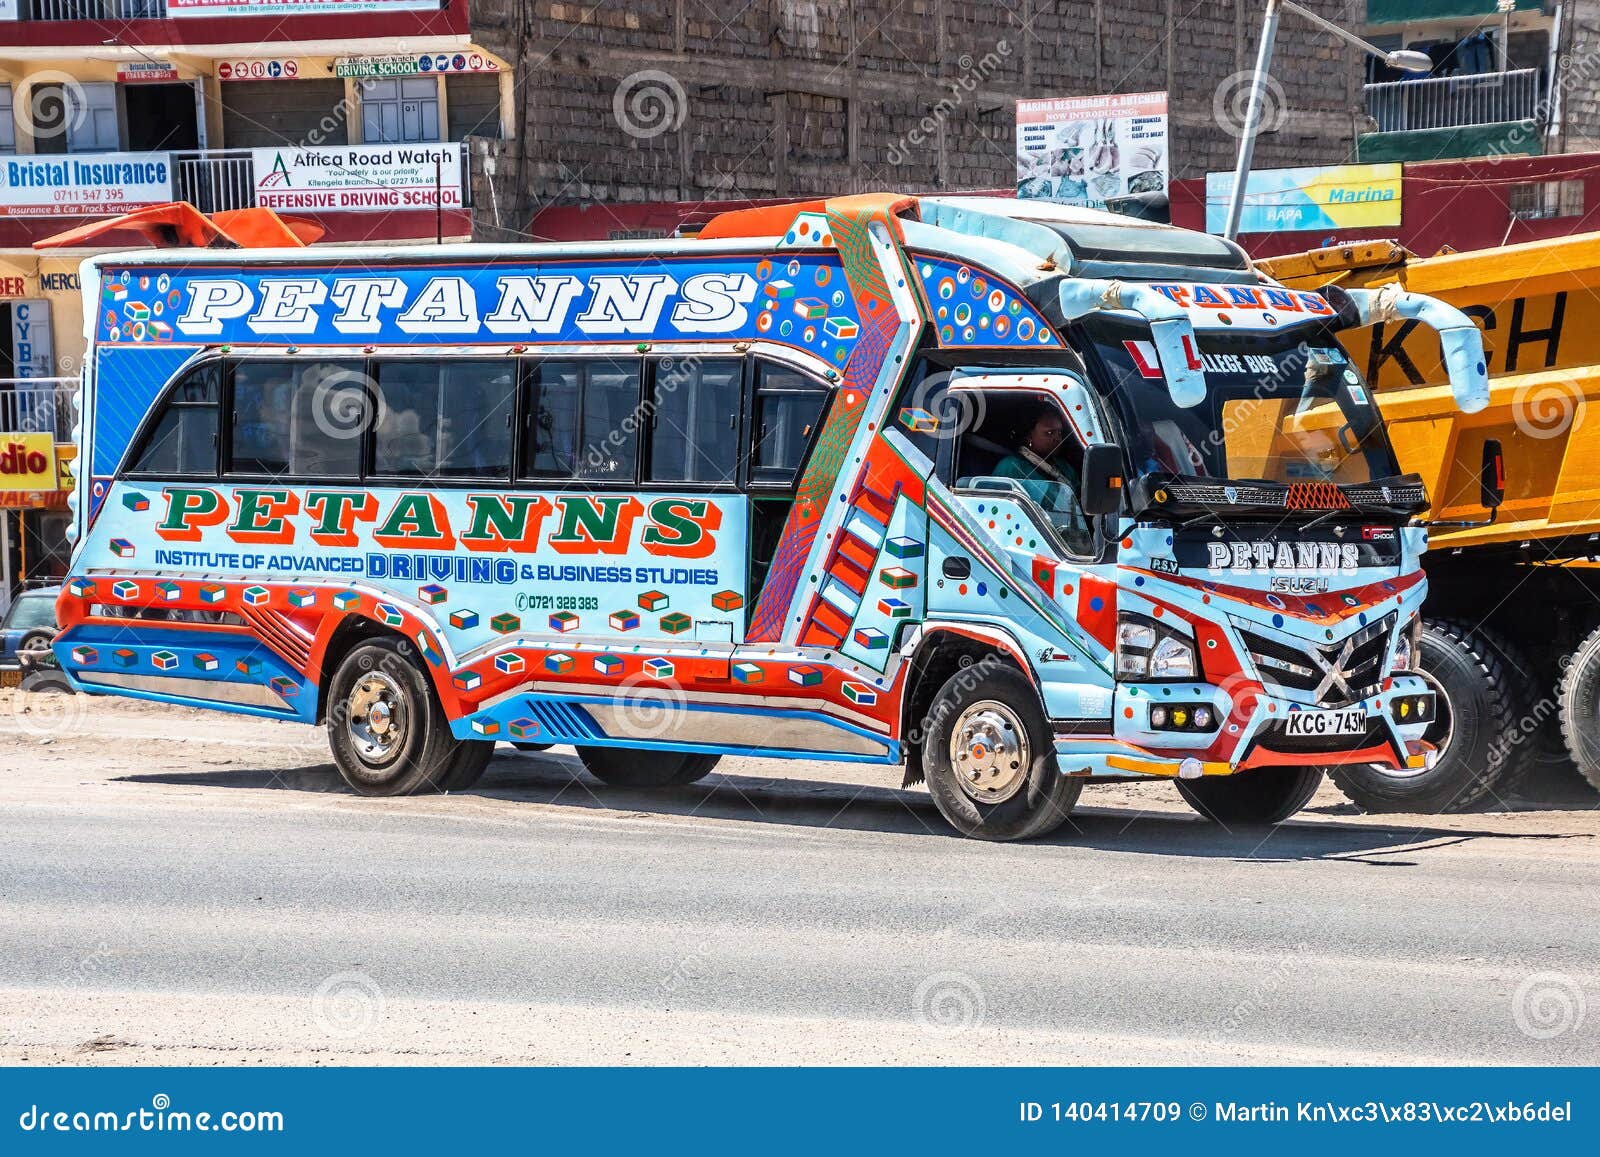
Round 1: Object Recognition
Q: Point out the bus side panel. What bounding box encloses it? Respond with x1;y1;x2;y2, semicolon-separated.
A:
52;483;772;738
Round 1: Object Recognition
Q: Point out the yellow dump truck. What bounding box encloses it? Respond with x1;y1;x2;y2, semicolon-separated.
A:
1259;236;1600;811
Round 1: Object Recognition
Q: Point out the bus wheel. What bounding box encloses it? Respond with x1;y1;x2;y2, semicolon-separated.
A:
511;742;553;752
1176;766;1322;825
1559;622;1600;793
576;747;721;787
438;740;495;792
1330;619;1524;813
327;638;457;796
922;665;1081;841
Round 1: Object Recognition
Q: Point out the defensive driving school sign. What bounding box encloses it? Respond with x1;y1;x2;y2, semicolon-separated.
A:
251;143;464;213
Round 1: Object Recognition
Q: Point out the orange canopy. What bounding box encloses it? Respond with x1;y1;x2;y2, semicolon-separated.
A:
32;202;324;250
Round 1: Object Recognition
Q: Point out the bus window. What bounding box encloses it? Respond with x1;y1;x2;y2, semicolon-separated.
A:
373;360;515;480
521;359;641;483
749;362;829;486
647;357;743;485
228;360;367;479
127;361;220;477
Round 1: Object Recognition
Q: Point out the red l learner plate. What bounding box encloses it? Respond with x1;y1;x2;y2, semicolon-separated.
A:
1284;707;1367;737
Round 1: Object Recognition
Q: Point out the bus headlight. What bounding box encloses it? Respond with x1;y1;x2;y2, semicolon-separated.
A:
1391;616;1423;674
1116;613;1198;679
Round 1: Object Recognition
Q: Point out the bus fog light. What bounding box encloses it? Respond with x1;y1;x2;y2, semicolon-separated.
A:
1146;701;1220;733
1178;758;1203;779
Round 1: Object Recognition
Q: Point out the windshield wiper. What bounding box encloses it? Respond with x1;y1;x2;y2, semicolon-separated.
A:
1176;507;1241;531
1299;503;1415;532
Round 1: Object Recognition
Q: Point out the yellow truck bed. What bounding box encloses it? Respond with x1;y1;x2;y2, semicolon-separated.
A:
1257;235;1600;553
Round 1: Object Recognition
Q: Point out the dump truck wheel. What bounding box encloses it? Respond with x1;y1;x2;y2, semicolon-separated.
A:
1558;622;1600;793
1175;766;1322;825
1330;619;1524;813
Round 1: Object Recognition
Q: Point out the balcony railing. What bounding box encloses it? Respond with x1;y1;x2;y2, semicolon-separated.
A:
1365;68;1543;133
173;149;256;214
22;0;165;19
0;380;77;442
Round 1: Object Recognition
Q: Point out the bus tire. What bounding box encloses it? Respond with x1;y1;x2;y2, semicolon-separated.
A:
1559;622;1600;793
576;747;721;787
511;742;553;752
922;664;1080;841
438;740;495;792
1176;766;1322;825
1329;619;1525;813
326;638;458;796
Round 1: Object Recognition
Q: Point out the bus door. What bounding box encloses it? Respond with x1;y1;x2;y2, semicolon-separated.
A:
742;358;835;637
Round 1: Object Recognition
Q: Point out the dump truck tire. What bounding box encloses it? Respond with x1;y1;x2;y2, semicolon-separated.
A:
1330;619;1525;813
1558;622;1600;793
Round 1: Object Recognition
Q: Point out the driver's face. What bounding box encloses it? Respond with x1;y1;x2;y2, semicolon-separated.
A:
1026;412;1066;456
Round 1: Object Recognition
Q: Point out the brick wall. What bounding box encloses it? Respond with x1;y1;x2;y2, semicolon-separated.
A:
1562;1;1600;153
471;0;1363;234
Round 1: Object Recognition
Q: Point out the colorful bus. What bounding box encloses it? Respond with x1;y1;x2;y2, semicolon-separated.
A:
52;193;1495;840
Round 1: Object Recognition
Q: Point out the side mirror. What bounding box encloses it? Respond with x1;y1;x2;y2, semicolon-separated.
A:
1481;438;1505;509
1080;443;1126;516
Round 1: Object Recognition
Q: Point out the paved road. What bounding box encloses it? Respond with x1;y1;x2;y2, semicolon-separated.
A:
2;693;1597;1064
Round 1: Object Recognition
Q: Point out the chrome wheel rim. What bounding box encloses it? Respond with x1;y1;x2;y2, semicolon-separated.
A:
950;700;1030;804
346;671;409;767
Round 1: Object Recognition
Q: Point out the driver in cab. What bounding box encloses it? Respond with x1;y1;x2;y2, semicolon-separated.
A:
993;401;1093;553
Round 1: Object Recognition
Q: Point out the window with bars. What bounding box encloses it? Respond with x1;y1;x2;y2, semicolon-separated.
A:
1509;179;1585;221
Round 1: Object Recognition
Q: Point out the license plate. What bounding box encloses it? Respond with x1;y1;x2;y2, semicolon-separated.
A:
1284;707;1367;737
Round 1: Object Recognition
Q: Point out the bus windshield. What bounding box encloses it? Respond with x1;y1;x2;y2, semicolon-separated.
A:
1078;318;1403;488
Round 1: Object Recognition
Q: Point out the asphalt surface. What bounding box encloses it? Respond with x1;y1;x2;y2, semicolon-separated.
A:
1;691;1597;1064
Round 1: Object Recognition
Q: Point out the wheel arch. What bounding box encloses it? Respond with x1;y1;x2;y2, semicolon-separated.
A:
897;622;1039;787
314;616;409;725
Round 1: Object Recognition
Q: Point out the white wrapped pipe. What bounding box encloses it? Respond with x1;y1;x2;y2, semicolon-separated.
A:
1058;279;1208;408
1331;284;1490;414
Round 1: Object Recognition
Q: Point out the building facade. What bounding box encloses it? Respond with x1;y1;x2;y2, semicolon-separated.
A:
463;0;1368;240
0;0;515;605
